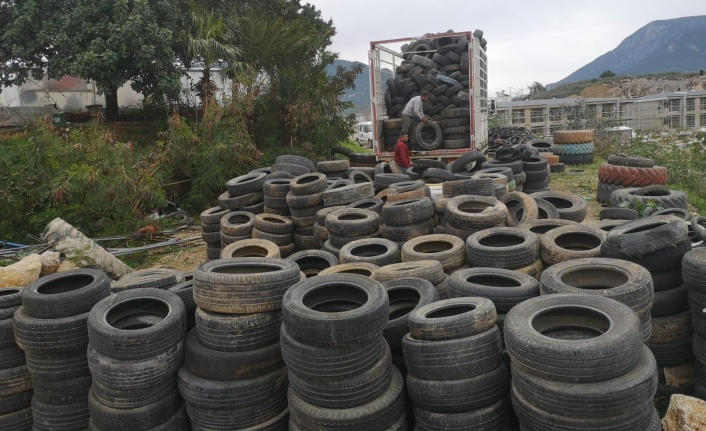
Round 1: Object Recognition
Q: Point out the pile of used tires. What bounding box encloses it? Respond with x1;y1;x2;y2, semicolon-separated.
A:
488;126;533;157
596;153;673;206
551;129;595;165
381;29;486;151
5;147;706;429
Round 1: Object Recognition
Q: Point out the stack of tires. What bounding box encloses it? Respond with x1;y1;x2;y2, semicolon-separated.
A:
323;182;374;208
441;177;494;198
87;288;188;430
444;195;508;241
13;269;111;430
540;258;654;342
263;178;293;217
182;258;300;430
440;108;472;150
286;173;328;252
200;207;230;260
283;274;407;430
219;171;267;214
253;213;295;258
0;287;32;429
521;155;551;193
551;129;595;166
323;208;381;257
381;198;435;246
596;154;664;206
219;211;255;248
602;217;691;315
506;294;660;430
403;298;511;430
683;249;706;399
479;159;525;193
272;155;316;178
168;274;197;331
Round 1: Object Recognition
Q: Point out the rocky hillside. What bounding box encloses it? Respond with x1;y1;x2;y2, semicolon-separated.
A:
325;59;370;116
550;15;706;88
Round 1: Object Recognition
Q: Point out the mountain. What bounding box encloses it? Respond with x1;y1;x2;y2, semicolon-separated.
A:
325;59;371;116
550;16;706;89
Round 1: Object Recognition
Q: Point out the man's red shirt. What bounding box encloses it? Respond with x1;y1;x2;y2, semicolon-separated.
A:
394;140;411;168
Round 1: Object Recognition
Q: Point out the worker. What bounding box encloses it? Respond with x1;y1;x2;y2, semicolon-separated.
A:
401;91;430;135
394;133;411;172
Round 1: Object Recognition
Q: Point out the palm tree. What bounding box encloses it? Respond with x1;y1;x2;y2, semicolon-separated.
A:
185;1;239;107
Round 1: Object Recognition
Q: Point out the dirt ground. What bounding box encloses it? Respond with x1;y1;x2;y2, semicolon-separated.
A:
130;161;605;271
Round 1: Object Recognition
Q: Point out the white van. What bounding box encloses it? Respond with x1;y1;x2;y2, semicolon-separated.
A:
354;121;373;147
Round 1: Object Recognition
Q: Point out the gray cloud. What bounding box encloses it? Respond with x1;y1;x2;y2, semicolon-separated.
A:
308;0;706;96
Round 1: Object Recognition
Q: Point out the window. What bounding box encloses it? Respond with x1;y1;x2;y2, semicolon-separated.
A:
686;114;695;128
686;98;695;111
669;99;681;112
530;108;544;123
701;98;706;111
701;113;706;127
669;115;680;129
602;104;616;118
549;108;561;121
512;109;525;125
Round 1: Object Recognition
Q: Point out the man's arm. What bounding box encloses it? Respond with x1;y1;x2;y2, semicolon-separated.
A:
414;99;424;120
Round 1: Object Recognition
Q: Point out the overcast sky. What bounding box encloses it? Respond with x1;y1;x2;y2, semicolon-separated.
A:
307;1;706;97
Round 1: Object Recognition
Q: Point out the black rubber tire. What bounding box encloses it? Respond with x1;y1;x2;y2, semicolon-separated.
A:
218;211;255;237
596;181;628;206
480;160;523;174
0;287;23;309
647;337;694;367
407;364;509;413
87;381;181;430
602;215;689;259
382;278;439;349
275;155;316;173
539;257;653;317
87;340;182;409
253;213;293;235
325;208;380;237
339;238;400;267
382;198;434;226
522;156;549;171
0;364;32;398
511;344;656;419
499;192;539;227
504;293;643;383
599;207;639;220
401;234;466;271
451;151;486;173
407;297;497;341
88;403;190;431
32;374;91;405
87;288;186;361
13;307;90;355
529;191;587;222
402;326;502;380
226;171;268;196
413;398;511;431
652;285;689;317
0;389;32;417
411;121;443;150
217;190;264;210
607;154;655;168
683;248;706;292
422;168;455;182
445;196;507;231
286;250;339;277
539;225;606;266
465;227;540;270
195;307;281;353
31;398;90;430
373;260;445;285
185;328;283;381
447;268;539;314
192;258;300;314
649;310;692;344
609;186;689;210
282;274;388;346
21;269;110;319
559;153;595;165
111;268;184;293
200;207;230;225
288;366;405;431
441;178;495;198
323;183;375;207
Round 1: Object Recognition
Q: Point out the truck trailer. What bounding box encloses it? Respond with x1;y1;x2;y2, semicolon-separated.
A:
369;30;489;161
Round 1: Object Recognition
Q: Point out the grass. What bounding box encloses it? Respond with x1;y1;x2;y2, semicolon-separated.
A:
339;140;374;154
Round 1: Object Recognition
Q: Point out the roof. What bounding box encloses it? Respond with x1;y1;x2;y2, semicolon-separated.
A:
496;90;706;110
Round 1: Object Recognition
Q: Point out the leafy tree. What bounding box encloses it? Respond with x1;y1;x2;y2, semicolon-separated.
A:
184;1;239;107
527;81;546;98
0;0;190;120
599;70;616;78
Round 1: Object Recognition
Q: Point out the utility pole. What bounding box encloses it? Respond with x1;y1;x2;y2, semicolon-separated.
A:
509;87;513;99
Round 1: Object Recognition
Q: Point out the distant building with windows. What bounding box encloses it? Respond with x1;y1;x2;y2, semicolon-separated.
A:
494;90;706;133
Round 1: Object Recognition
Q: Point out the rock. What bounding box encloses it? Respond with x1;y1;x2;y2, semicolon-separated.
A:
57;260;80;273
0;254;43;287
663;394;706;431
39;251;61;276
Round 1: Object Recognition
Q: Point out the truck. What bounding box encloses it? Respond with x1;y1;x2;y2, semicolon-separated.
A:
368;30;489;162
